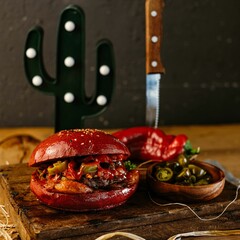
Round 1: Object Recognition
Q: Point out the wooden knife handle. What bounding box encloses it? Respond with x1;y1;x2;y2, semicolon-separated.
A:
146;0;165;74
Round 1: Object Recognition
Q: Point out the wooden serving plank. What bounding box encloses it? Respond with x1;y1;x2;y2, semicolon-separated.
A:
0;164;240;240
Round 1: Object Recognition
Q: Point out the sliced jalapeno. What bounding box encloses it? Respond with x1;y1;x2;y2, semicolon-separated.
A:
166;161;181;173
48;160;68;175
189;175;197;184
155;167;173;182
83;164;98;174
152;158;212;186
177;154;189;167
188;164;206;178
176;167;191;181
194;178;209;186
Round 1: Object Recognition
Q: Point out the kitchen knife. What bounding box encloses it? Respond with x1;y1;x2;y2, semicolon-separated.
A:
145;0;165;128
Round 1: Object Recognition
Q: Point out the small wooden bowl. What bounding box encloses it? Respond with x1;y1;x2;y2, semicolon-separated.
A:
146;160;225;202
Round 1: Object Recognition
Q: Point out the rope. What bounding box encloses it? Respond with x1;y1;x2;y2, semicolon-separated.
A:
149;185;240;221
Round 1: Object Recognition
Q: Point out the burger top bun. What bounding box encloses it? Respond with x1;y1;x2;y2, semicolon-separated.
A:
29;129;130;167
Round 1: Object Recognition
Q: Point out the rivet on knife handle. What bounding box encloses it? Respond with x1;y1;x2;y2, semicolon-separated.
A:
146;0;165;74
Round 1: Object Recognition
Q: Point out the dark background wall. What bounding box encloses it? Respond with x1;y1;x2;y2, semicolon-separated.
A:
0;0;239;129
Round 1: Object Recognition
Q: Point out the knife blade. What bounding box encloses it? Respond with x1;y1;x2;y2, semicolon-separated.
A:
145;0;165;128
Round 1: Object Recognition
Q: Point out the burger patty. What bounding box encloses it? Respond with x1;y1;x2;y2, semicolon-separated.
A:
82;172;126;189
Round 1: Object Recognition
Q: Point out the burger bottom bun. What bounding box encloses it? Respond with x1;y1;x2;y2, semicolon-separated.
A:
30;174;138;212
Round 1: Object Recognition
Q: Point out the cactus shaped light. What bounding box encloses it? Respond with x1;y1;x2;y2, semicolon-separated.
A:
24;5;115;131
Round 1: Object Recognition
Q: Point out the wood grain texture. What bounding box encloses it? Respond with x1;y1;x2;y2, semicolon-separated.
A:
0;163;240;240
0;135;40;166
145;0;165;74
0;125;240;239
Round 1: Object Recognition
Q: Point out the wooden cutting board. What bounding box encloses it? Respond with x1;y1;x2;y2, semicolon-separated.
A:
0;163;240;240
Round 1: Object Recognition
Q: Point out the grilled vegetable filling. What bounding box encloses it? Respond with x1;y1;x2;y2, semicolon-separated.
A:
35;154;138;194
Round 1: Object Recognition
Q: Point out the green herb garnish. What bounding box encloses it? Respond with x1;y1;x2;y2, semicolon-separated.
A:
124;160;137;171
184;140;200;159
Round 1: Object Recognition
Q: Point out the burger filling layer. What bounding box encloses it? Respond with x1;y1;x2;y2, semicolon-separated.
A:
33;154;138;194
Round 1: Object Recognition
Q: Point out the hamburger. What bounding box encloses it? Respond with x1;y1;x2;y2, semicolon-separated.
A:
29;129;139;211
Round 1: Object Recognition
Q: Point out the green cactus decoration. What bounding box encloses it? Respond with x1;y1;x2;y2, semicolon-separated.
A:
24;5;114;132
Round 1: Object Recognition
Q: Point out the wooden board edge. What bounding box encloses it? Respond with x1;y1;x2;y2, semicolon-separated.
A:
0;175;34;240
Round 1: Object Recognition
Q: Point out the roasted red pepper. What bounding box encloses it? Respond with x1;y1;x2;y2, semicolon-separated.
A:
113;126;188;162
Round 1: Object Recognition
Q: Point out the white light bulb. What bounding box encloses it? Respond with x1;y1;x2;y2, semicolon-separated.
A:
96;95;107;106
32;75;43;86
26;48;37;59
99;65;110;76
64;57;75;67
65;21;75;32
64;92;75;103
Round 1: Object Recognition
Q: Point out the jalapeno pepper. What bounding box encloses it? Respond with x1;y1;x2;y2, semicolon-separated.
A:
113;127;188;162
155;167;173;182
83;164;98;174
152;159;212;186
47;160;68;175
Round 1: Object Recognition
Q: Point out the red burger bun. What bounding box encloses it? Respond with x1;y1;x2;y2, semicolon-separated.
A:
29;129;139;212
29;129;130;167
